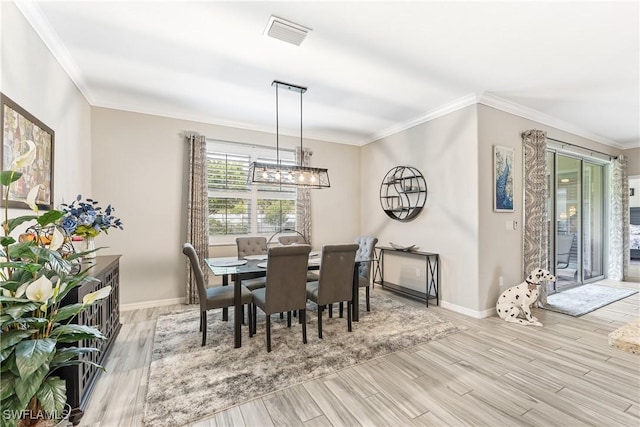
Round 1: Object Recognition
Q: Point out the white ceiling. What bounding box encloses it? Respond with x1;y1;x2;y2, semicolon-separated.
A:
17;1;640;149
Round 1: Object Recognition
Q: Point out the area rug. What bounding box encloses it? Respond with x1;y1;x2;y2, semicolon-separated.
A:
542;284;638;317
143;292;461;426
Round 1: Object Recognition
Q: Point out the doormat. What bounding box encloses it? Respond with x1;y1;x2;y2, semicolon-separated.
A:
542;284;637;317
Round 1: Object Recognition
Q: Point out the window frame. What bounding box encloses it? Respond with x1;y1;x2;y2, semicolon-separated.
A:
206;140;297;244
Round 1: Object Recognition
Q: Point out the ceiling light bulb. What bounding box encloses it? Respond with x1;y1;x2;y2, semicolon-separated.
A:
274;171;281;180
310;175;317;183
299;174;305;182
262;170;269;179
287;172;293;181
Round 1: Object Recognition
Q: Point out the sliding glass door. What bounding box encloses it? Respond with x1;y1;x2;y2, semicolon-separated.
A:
548;152;605;292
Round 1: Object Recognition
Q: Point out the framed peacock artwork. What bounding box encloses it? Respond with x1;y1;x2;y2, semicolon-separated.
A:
493;145;514;212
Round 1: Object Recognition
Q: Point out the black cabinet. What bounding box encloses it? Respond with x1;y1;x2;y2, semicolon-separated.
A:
59;255;121;424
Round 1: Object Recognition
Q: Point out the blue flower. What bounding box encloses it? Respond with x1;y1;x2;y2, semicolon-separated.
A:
60;215;78;235
59;195;123;237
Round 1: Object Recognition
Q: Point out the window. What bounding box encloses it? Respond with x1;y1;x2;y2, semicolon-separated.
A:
207;140;296;242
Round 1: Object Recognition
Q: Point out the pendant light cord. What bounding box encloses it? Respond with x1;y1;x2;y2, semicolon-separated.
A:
275;83;280;168
300;88;303;166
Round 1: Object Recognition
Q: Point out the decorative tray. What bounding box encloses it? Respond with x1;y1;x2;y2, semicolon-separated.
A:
389;242;417;251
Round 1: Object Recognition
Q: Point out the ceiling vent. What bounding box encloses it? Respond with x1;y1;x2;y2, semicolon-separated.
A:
264;16;311;46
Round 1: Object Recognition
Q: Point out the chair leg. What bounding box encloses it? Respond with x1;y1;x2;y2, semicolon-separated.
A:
199;311;203;332
252;303;257;335
287;311;292;328
339;302;344;318
266;314;272;352
347;301;352;332
248;305;253;338
328;303;333;318
280;312;284;319
298;309;303;324
318;306;323;339
201;311;207;346
242;306;246;325
301;309;307;344
366;286;370;312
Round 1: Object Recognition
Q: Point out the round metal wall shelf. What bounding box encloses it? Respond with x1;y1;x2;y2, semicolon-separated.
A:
379;166;427;221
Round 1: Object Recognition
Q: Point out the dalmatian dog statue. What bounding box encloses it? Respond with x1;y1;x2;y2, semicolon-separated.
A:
496;268;556;326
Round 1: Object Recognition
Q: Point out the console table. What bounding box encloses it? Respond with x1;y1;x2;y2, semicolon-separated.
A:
374;246;439;306
59;255;121;424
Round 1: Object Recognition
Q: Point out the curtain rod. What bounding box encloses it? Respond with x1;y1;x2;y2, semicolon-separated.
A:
547;137;617;160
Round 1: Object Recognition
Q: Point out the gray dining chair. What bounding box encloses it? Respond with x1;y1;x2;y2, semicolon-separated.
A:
355;236;378;312
306;244;359;338
183;243;254;346
236;237;268;291
250;244;312;352
276;233;318;282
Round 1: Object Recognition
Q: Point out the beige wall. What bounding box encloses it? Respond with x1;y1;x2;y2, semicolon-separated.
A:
91;107;360;306
625;147;640;176
1;2;92;210
361;106;480;315
477;104;623;313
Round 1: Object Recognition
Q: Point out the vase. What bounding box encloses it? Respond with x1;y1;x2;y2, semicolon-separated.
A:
83;236;97;262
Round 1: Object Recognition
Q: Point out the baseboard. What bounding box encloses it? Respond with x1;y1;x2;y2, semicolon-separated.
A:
440;300;495;319
121;297;187;311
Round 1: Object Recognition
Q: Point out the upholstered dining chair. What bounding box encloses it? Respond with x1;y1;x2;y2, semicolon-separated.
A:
236;237;268;291
355;236;379;312
276;232;318;282
182;243;253;346
306;244;359;338
250;244;312;352
278;234;307;245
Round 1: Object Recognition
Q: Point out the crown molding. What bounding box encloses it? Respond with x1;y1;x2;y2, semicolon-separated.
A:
477;93;626;149
14;1;629;150
361;93;479;146
15;0;93;104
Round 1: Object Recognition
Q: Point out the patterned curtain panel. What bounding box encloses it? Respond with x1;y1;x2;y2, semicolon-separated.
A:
186;133;209;304
296;147;312;244
608;155;629;281
522;130;549;303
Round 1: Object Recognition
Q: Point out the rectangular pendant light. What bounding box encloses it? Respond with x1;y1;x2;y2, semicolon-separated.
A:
248;81;330;189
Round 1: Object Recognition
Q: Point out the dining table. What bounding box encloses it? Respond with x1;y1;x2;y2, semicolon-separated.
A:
205;252;371;348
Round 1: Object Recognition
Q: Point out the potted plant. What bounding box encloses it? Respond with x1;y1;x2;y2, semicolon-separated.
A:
0;143;112;427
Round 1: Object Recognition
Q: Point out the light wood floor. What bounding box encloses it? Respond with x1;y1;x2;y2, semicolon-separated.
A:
80;279;640;427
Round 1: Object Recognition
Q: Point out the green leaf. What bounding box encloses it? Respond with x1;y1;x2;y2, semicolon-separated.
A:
7;242;37;261
0;349;16;369
0;374;15;400
52;303;84;322
51;358;105;373
50;347;99;368
14;339;55;378
0;347;13;366
5;215;37;234
28;247;71;275
3;302;41;320
14;363;48;407
0;394;23;427
51;324;105;343
2;317;49;330
0;170;22;186
0;329;37;352
0;261;42;273
36;210;64;227
35;376;66;415
0;236;16;247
